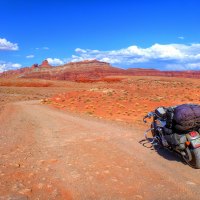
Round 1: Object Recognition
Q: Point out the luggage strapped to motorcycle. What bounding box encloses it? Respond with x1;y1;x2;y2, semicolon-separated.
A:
166;107;175;129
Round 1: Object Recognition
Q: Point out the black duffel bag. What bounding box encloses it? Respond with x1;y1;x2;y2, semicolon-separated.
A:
172;104;200;132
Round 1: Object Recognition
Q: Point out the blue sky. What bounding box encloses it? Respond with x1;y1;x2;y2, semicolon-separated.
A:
1;0;200;71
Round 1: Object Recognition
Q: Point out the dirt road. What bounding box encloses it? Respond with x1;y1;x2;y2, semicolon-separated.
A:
0;101;200;200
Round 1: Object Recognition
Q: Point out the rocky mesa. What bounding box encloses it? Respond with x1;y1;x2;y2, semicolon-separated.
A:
1;59;200;81
0;60;124;81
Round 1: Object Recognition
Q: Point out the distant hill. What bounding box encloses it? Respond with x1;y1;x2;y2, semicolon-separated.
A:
1;59;200;80
0;60;124;80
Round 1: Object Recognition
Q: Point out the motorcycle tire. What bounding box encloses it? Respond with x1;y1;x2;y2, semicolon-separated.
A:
188;148;200;169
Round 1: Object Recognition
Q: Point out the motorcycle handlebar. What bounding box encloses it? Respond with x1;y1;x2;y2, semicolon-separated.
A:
143;112;154;123
143;118;147;123
143;115;149;123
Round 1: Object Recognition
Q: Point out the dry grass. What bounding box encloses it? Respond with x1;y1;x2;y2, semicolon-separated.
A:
45;76;200;128
75;77;124;83
0;79;53;87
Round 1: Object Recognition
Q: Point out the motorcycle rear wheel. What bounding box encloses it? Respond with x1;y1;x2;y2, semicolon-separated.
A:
187;148;200;169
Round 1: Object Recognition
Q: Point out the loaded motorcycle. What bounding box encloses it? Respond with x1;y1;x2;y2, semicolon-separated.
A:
143;106;200;168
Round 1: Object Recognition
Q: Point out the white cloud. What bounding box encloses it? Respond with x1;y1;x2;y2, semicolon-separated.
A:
70;43;200;70
146;43;184;59
0;38;19;51
26;54;35;58
35;47;49;50
47;58;64;66
11;63;22;68
75;48;87;53
178;36;185;40
0;61;22;72
166;63;200;71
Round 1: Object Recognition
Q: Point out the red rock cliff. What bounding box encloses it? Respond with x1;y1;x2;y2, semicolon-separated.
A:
39;60;52;68
1;59;200;80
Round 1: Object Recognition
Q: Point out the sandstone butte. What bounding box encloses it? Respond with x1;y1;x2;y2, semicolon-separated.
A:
1;59;200;80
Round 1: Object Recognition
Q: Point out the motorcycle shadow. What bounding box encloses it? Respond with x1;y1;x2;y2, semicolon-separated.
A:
139;138;187;165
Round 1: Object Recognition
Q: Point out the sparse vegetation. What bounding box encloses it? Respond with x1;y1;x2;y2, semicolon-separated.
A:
0;79;53;87
45;76;200;127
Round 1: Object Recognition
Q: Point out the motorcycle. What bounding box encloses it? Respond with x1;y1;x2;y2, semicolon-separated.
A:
143;106;200;168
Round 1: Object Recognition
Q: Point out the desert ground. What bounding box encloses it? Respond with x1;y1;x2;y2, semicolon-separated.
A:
1;76;200;199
